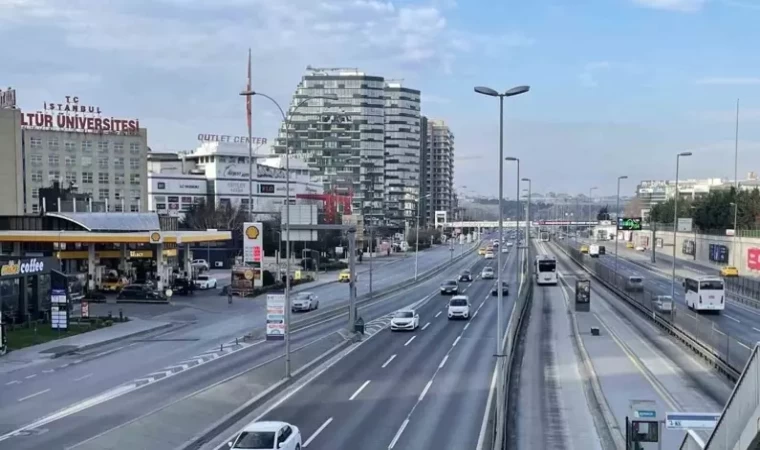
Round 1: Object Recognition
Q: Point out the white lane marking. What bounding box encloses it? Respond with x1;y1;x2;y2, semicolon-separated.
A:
17;389;50;402
389;418;410;449
723;313;741;323
421;322;430;331
303;417;333;447
58;364;70;369
452;336;461;347
5;380;20;386
73;373;93;382
439;355;449;369
25;374;36;379
435;311;442;318
404;336;416;347
349;380;371;401
473;311;479;319
464;323;470;331
753;327;760;333
381;355;396;368
418;380;433;401
738;341;751;350
42;369;55;374
73;360;83;364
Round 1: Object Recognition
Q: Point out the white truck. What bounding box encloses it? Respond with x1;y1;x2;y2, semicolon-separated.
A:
589;244;600;258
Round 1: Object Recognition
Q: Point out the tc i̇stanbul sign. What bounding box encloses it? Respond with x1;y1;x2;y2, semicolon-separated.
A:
20;95;140;134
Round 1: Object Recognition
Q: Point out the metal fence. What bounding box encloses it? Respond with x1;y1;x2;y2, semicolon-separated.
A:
557;240;752;373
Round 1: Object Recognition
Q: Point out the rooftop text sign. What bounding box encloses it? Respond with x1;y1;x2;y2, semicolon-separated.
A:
198;134;267;145
20;96;140;134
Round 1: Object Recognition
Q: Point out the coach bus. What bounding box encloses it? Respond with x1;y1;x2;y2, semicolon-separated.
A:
683;276;725;312
535;255;558;285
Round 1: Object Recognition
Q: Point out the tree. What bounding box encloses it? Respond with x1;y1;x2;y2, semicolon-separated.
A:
691;187;760;231
649;197;694;225
597;205;610;221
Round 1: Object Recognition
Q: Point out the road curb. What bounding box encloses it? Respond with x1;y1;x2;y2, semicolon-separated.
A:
179;338;354;450
49;322;174;358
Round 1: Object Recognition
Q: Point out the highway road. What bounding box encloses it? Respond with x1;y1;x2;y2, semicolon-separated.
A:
0;243;492;449
566;237;760;349
545;240;733;449
204;248;521;450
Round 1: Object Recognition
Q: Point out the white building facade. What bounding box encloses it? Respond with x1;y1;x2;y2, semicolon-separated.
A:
147;142;322;219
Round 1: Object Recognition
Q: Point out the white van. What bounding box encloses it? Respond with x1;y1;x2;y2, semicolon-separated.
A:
589;244;600;258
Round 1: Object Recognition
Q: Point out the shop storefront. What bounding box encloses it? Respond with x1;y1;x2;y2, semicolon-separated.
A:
0;257;56;323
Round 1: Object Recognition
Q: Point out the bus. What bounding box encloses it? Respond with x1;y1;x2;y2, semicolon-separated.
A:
683;276;725;312
535;255;558;285
539;231;550;242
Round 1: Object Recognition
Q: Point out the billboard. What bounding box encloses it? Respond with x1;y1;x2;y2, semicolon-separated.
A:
709;244;729;263
265;294;286;340
243;222;264;287
617;217;643;231
748;248;760;270
682;239;696;256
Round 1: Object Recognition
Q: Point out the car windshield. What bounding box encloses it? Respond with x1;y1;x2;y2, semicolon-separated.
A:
483;268;493;272
444;281;457;286
450;299;468;307
462;271;471;275
395;311;414;318
296;293;311;300
629;277;643;283
700;280;724;290
197;275;208;281
233;431;276;449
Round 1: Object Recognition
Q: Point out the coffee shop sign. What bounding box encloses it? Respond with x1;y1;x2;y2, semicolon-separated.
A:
198;134;268;145
1;258;45;277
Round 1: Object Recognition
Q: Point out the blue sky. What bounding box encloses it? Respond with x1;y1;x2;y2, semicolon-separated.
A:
1;0;759;198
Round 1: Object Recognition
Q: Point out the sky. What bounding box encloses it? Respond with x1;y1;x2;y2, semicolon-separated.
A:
1;0;760;198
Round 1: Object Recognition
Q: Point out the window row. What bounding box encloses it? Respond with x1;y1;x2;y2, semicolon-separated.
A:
28;138;141;154
28;155;141;169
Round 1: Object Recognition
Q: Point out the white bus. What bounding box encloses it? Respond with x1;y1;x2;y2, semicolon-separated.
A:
535;255;558;285
683;276;725;312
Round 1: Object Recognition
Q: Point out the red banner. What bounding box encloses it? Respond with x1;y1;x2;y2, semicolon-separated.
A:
748;248;760;270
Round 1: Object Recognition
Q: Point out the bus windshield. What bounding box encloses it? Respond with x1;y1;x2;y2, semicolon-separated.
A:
700;280;724;290
538;260;556;272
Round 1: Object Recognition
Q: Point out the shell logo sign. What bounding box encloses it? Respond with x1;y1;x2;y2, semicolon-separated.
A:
245;225;260;240
150;232;162;244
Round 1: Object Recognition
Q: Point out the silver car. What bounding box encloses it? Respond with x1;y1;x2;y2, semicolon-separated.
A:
291;292;319;312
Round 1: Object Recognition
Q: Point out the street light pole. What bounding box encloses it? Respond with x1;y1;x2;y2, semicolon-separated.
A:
505;157;521;288
522;178;531;249
614;176;628;277
671;152;692;299
475;85;529;445
588;186;598;237
733;98;740;268
239;90;337;379
414;194;430;281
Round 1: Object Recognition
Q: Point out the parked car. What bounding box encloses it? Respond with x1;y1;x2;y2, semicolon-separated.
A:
194;274;218;290
191;259;209;272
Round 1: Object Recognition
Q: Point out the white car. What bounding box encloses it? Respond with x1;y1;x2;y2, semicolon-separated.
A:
484;251;495;259
481;267;495;279
390;309;419;331
228;421;301;449
192;259;209;272
194;274;217;290
448;296;471;320
291;292;319;312
635;246;645;252
506;242;514;247
501;247;509;253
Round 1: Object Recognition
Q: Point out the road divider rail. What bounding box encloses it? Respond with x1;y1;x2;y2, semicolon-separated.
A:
478;243;533;450
553;241;742;382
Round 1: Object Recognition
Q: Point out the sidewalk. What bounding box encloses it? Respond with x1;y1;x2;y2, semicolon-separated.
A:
0;317;172;371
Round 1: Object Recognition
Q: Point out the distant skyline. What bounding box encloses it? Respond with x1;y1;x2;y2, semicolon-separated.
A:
2;0;759;197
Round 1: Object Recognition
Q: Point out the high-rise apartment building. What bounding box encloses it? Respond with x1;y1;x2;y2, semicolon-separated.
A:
421;118;455;227
384;82;421;227
273;67;421;229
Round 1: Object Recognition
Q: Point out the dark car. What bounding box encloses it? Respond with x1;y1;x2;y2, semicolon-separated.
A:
491;282;510;296
116;284;167;301
458;270;473;282
440;280;459;295
172;278;195;296
599;246;606;255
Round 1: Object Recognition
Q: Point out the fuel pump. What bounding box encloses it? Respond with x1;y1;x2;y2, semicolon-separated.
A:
626;400;662;450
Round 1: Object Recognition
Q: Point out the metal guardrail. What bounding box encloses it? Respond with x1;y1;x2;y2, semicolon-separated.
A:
554;241;743;382
486;243;533;449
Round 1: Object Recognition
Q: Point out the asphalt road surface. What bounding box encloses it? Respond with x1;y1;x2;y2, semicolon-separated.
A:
0;244;490;449
207;249;520;450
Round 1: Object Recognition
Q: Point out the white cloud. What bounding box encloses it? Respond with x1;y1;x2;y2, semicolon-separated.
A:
579;61;611;87
695;77;760;85
631;0;707;11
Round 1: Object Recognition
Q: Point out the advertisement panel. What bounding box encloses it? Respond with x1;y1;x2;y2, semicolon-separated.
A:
748;248;760;271
266;294;286;340
682;239;696;256
709;244;729;263
51;288;69;330
617;217;643;231
150;178;206;195
575;279;591;312
677;218;693;232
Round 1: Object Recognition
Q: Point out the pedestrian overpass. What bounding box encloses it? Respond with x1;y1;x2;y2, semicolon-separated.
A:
439;220;601;230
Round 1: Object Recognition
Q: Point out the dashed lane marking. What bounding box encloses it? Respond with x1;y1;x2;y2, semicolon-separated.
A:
382;355;396;368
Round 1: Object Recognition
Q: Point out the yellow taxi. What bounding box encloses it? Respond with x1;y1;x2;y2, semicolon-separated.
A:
720;266;739;277
478;247;487;255
626;242;635;249
338;270;351;282
100;276;127;292
580;244;589;254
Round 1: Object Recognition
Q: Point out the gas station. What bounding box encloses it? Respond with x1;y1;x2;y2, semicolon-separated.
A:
0;212;231;321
